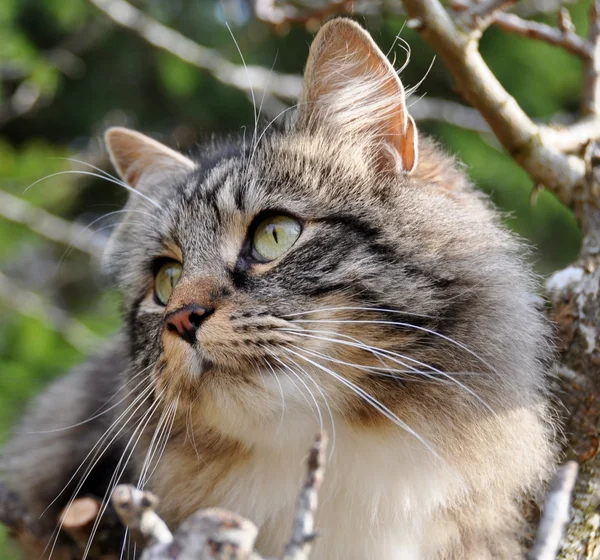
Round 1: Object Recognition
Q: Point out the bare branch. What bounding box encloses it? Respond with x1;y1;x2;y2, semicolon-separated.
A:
283;432;327;560
88;0;302;102
493;12;593;59
112;486;173;548
583;1;600;116
541;118;600;153
403;0;587;206
111;433;327;559
460;0;518;31
0;189;104;258
529;461;580;560
59;497;104;552
409;97;490;133
0;271;102;352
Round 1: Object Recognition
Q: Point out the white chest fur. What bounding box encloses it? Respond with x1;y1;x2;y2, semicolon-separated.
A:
150;416;466;560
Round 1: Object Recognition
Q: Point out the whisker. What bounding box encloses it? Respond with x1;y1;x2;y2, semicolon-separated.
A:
139;394;179;489
282;346;439;459
81;391;166;560
42;379;155;516
266;349;324;433
44;380;156;559
225;22;258;149
49;157;125;184
288;318;496;373
23;170;161;209
272;351;337;459
281;305;436;320
262;358;287;434
281;327;491;410
30;365;153;434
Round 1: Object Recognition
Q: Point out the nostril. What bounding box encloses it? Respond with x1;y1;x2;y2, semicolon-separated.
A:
189;307;213;328
164;304;214;345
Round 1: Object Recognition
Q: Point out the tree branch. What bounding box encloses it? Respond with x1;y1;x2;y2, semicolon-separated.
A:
529;461;579;560
0;271;101;353
88;0;303;102
583;1;600;116
110;433;328;559
282;432;327;560
0;189;104;258
403;0;587;207
492;12;592;59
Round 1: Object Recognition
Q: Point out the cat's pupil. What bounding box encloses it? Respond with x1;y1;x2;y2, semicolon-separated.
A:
270;227;279;244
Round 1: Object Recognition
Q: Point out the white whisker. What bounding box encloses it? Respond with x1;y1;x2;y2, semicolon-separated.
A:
282;346;439;459
23;170;161;208
289;318;496;373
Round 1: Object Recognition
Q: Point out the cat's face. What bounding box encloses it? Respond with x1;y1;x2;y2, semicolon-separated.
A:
105;20;547;447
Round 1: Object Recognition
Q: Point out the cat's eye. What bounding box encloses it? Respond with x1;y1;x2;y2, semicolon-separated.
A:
154;261;182;305
252;215;302;262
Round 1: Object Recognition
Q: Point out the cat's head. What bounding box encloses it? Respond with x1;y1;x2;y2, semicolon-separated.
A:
104;19;548;449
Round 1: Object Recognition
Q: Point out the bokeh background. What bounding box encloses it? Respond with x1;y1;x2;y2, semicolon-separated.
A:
0;0;587;556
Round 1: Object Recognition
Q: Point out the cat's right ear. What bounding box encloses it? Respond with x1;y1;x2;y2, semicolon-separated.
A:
295;19;418;174
104;127;196;189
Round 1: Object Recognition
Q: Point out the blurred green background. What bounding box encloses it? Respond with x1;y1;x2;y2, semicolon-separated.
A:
0;0;586;556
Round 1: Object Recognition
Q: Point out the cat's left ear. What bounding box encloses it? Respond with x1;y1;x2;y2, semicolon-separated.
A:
296;18;417;174
105;127;196;189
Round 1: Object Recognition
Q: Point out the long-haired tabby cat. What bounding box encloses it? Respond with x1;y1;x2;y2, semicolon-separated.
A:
2;18;556;559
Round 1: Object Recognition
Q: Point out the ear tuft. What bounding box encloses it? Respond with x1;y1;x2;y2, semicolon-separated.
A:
297;18;419;174
104;127;196;189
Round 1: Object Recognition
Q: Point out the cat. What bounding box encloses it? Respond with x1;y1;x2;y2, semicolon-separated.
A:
1;18;557;559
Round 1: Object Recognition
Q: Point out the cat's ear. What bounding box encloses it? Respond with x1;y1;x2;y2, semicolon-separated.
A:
296;18;417;173
104;127;196;189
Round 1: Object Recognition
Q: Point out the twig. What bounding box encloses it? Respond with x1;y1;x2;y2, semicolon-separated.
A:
0;189;104;258
493;12;592;59
528;461;580;560
541;118;600;153
403;0;588;207
583;1;600;115
111;432;328;559
283;432;327;560
0;271;102;353
88;0;302;102
461;0;518;31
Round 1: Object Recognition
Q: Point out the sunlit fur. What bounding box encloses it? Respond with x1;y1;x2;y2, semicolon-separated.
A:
1;19;556;559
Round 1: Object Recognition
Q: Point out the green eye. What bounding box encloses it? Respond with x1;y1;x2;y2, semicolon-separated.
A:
252;215;302;262
154;261;182;305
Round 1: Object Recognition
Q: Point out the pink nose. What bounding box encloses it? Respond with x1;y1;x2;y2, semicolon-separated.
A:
165;304;214;345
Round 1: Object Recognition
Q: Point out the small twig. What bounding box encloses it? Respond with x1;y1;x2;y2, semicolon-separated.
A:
59;497;102;551
493;12;592;60
558;7;575;34
529;461;580;560
460;0;518;31
583;0;600;115
112;486;173;548
111;433;328;559
282;432;327;560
